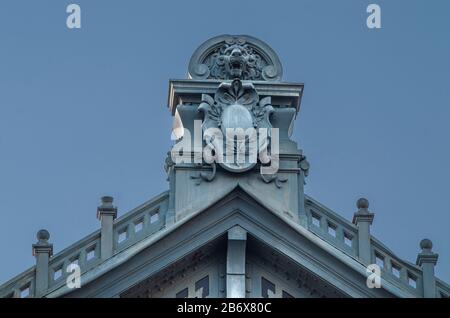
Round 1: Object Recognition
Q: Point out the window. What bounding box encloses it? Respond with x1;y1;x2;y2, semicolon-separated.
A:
176;288;188;298
344;233;353;247
261;277;276;298
134;219;144;233
195;276;209;298
70;257;79;266
327;223;336;238
53;266;63;280
391;263;401;278
375;253;385;269
150;211;159;224
20;285;30;298
86;247;96;261
408;274;417;289
311;213;321;227
118;229;127;243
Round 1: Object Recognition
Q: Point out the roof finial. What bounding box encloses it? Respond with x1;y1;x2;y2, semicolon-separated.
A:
97;195;117;260
100;195;114;206
352;197;374;264
33;229;53;297
356;197;369;211
416;238;439;297
36;229;50;243
420;238;433;252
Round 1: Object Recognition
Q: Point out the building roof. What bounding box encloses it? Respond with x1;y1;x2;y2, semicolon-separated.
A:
1;184;448;297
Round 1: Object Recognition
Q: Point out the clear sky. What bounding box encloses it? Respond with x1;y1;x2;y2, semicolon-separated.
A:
0;0;449;284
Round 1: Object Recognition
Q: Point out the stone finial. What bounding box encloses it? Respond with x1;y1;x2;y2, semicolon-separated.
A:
97;195;117;219
33;229;53;256
36;229;50;243
356;198;369;210
420;238;433;252
352;198;374;225
352;198;375;264
100;196;114;207
32;229;53;297
97;195;117;260
416;238;438;266
416;238;439;298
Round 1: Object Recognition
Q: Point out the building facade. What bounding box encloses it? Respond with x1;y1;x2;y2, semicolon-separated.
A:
0;35;449;298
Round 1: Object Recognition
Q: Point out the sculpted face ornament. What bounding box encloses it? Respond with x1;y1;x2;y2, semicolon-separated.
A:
210;41;262;80
226;46;247;78
189;35;283;81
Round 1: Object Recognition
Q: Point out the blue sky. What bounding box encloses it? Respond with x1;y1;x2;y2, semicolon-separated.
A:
0;0;449;284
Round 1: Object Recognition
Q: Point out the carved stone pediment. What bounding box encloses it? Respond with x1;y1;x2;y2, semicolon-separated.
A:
188;35;283;82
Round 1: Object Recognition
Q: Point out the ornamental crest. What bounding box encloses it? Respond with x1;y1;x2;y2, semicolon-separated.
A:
189;35;283;81
197;79;275;174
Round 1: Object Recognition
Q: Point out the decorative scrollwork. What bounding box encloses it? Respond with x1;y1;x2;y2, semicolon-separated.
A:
260;174;288;189
189;35;283;81
299;155;310;177
191;163;217;185
197;79;274;174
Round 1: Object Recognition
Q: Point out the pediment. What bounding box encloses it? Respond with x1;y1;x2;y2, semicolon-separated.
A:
120;235;347;298
51;186;407;298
